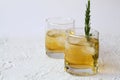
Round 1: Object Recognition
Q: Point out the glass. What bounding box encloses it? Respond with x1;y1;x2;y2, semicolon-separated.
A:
65;28;99;76
45;17;75;59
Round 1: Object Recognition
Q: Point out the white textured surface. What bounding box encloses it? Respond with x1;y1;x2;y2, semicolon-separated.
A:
0;34;120;80
0;0;120;79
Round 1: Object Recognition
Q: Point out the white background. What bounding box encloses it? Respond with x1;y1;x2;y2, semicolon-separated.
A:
0;0;120;37
0;1;120;80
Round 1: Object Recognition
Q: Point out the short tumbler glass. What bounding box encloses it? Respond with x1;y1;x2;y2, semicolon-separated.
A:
45;17;74;59
64;28;99;76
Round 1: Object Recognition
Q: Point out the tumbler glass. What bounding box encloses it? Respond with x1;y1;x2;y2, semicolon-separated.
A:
45;17;74;59
65;27;99;76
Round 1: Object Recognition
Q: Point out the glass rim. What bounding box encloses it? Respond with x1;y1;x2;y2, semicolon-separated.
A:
66;27;99;34
66;27;99;38
45;17;75;25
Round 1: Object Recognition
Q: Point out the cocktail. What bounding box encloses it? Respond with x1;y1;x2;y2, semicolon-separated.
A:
65;28;99;75
45;17;74;59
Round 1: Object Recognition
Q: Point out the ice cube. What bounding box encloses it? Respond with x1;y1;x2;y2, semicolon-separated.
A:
57;36;65;46
68;36;88;45
68;36;81;45
47;29;60;37
83;46;95;55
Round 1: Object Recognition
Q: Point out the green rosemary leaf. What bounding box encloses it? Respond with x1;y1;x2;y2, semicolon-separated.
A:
85;0;91;39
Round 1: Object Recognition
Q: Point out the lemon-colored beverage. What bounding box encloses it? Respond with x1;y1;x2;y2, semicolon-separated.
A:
65;35;99;75
45;17;74;59
46;29;66;53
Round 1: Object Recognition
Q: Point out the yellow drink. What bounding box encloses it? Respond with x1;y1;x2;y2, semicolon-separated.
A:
45;17;74;59
65;35;99;75
46;29;66;53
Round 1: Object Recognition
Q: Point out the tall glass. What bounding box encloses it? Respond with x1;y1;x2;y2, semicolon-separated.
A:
45;17;74;59
65;28;99;76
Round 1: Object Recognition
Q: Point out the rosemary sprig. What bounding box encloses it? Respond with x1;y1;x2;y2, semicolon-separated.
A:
85;0;91;39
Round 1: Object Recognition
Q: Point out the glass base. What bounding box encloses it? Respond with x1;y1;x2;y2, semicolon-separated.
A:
46;52;64;59
65;64;98;76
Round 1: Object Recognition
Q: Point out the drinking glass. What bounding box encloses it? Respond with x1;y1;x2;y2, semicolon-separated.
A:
45;17;74;59
65;27;99;76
